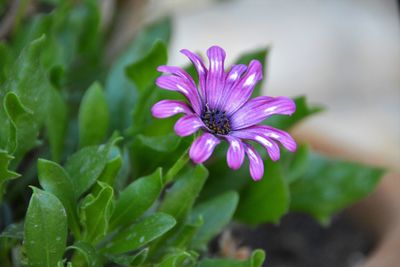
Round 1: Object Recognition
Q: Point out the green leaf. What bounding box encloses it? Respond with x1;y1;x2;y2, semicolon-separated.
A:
290;152;384;224
110;168;163;230
235;161;289;224
158;165;209;223
234;47;269;97
105;17;171;131
24;187;68;267
102;213;176;254
106;248;148;266
155;251;197;267
78;82;110;148
65;142;111;198
97;146;122;188
126;40;168;91
46;88;67;162
190;191;239;250
137;133;181;153
67;241;102;267
281;144;310;184
0;150;20;190
37;159;79;236
265;96;323;130
80;182;114;244
198;249;265;267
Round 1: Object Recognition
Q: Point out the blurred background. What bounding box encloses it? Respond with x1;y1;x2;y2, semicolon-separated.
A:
113;0;399;170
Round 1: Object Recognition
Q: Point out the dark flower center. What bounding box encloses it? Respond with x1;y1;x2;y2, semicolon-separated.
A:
201;106;231;135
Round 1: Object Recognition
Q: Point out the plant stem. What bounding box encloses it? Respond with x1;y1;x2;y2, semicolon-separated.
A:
163;147;190;184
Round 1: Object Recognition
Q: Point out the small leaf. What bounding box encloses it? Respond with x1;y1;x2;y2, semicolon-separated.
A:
158;165;209;223
67;241;102;267
37;159;79;236
80;182;114;244
78;82;110;148
102;213;176;254
290;152;384;224
281;144;310;184
125;40;168;91
110;168;163;230
191;191;239;250
155;251;197;267
106;248;148;266
97;146;122;188
24;187;68;267
235;161;289;224
0;221;24;240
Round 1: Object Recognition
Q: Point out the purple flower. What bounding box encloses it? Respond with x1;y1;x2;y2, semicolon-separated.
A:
151;46;296;181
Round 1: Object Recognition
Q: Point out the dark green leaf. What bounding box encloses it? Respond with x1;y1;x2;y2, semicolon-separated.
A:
191;191;239;250
80;182;114;244
290;152;384;224
235;161;289;224
24;187;67;267
46;88;67;162
102;213;176;254
137;133;181;153
0;150;20;190
155;251;197;267
281;144;310;184
0;222;24;240
105;17;171;131
97;146;122;188
110;168;163;230
78;82;110;148
106;248;148;266
158;165;209;223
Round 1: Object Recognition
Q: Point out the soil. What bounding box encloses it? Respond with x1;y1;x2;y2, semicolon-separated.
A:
230;213;376;267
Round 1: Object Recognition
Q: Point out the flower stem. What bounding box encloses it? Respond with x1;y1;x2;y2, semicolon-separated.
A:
163;147;190;184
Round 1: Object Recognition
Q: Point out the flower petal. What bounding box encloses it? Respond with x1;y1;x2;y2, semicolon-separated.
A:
156;75;202;114
180;49;207;100
157;65;197;88
206;46;226;108
249;125;297;152
174;115;204;137
232;129;281;161
189;133;220;164
225;136;245;170
230;96;296;130
151;100;192;118
223;60;263;114
244;143;264;181
215;64;247;108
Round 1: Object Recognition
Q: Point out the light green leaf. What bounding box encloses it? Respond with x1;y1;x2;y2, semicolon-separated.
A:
110;168;163;230
155;251;197;267
24;187;68;267
197;249;265;267
191;191;239;250
105;17;171;131
126;40;168;91
67;241;102;267
158;165;209;223
65;141;112;198
235;161;289;224
37;159;79;236
80;182;114;244
290;152;384;224
78;82;109;148
102;213;176;254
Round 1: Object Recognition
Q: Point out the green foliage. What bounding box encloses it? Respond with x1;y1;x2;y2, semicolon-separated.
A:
0;1;384;266
24;187;68;267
